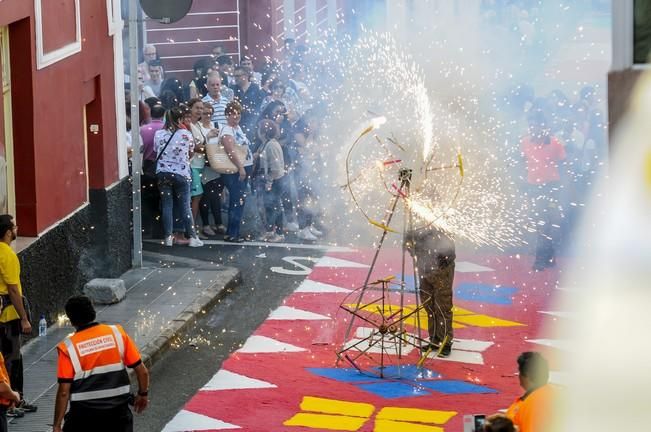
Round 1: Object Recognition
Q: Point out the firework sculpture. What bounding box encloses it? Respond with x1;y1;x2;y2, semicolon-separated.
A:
335;120;464;377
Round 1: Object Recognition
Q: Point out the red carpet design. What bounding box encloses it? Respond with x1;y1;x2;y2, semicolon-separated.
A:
163;248;563;432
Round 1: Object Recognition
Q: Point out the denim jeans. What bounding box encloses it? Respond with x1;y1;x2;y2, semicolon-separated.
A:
157;172;196;238
222;166;252;238
200;177;225;226
530;182;560;266
278;174;296;224
263;178;284;233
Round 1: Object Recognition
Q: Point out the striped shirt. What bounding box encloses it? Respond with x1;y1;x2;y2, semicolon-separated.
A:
202;93;230;128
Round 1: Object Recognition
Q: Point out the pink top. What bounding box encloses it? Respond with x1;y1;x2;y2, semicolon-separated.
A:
521;136;566;184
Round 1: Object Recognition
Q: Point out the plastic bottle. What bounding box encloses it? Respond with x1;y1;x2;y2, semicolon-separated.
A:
38;314;47;337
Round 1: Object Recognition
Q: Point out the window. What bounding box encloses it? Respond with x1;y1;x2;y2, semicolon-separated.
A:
634;0;651;63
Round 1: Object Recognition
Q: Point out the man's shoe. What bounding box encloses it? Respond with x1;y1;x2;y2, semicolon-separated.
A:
308;225;323;237
202;225;217;236
164;236;174;247
224;236;245;243
269;233;285;243
188;237;204;247
285;222;299;232
438;343;453;358
420;340;441;353
212;224;227;234
7;407;24;418
297;227;318;241
16;400;37;413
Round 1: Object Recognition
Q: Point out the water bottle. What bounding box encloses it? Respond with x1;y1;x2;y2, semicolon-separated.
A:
38;314;47;337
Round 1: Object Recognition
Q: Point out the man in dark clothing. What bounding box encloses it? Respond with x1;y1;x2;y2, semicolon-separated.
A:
231;66;265;140
405;226;456;357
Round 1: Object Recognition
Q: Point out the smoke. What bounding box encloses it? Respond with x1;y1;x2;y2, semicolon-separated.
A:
301;1;608;253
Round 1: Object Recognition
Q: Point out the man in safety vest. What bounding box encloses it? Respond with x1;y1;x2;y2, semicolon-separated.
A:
52;296;149;432
0;352;20;431
506;351;558;432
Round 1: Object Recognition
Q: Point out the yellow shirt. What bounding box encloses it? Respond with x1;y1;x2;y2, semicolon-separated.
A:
0;242;22;322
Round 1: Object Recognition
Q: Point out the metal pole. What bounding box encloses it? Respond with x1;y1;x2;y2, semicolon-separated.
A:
129;0;143;268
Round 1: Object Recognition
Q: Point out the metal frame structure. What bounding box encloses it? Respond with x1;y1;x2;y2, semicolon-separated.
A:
335;168;436;378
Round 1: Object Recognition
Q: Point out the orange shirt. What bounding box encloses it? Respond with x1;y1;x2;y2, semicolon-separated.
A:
521;136;566;185
507;384;556;432
0;353;11;406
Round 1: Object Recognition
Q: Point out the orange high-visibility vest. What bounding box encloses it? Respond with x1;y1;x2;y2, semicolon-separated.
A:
0;353;11;406
57;323;141;409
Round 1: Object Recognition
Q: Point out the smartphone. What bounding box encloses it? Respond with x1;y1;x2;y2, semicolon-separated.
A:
474;414;486;431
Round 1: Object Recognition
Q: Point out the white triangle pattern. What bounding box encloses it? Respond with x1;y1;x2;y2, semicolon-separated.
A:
526;338;572;351
538;310;574;319
455;261;495;273
162;410;240;431
294;279;353;293
237;335;306;353
201;369;277;391
268;306;331;321
314;256;369;268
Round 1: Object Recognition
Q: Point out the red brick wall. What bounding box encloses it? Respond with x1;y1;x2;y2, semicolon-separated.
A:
0;0;119;235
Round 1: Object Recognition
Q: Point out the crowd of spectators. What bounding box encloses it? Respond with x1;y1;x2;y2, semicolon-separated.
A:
126;39;328;245
509;82;605;269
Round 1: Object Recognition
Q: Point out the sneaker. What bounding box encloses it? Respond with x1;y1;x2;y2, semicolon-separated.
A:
202;225;217;236
268;233;285;243
224;236;245;243
188;237;204;247
285;222;299;232
16;400;37;413
7;407;24;418
164;236;174;247
212;224;227;234
297;227;318;241
259;232;274;242
197;229;209;240
308;225;323;237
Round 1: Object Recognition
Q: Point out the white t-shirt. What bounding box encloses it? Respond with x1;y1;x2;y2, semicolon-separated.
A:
218;125;253;167
189;123;207;169
154;129;194;179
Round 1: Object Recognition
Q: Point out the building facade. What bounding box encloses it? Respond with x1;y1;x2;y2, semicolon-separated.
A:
0;0;130;321
610;0;647;139
145;0;347;81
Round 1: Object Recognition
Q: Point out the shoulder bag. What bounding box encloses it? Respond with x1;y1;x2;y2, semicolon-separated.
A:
206;132;249;174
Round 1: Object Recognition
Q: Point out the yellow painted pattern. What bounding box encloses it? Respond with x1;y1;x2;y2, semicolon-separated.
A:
376;407;457;424
284;413;370;431
452;306;474;316
301;396;375;417
374;419;444;432
285;396;456;431
453;314;524;327
345;303;524;331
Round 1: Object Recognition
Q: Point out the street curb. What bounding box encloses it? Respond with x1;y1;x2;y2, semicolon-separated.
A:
137;266;241;369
